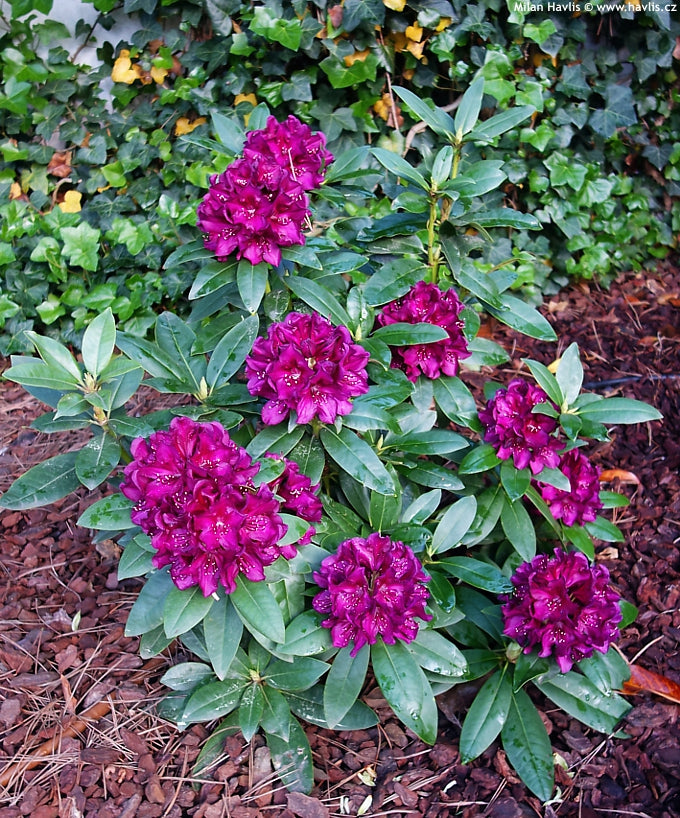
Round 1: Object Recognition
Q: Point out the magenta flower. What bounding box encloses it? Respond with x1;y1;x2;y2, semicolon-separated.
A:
267;455;323;546
502;548;622;673
312;533;432;656
478;378;563;475
243;115;333;190
196;156;309;267
245;312;370;425
536;448;603;527
120;417;293;597
376;281;471;382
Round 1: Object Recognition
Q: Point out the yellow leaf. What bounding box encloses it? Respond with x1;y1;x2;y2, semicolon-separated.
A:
407;41;425;59
383;0;406;9
405;23;423;42
234;93;257;107
9;182;22;200
150;65;168;84
344;49;371;67
373;95;391;122
389;32;408;53
112;51;142;84
174;116;207;136
436;17;453;31
59;190;82;213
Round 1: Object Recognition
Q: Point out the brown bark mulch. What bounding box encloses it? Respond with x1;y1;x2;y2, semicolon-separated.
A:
0;260;679;818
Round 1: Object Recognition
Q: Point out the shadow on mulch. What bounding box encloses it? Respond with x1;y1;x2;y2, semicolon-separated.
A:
0;262;679;818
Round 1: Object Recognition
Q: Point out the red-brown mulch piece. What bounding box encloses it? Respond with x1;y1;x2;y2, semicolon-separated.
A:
1;261;679;817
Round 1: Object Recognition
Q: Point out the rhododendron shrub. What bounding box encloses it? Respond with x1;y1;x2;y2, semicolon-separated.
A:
1;96;663;801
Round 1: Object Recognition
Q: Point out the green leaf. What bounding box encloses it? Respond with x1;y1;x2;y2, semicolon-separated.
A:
288;435;326;484
458;443;501;474
387;429;468;457
371;322;448;346
371;148;429;190
397;461;464;491
231;576;286;644
584;516;625;543
125;569;175;636
117;534;154;581
115;333;181;381
246;423;304;459
181;678;246;726
590;85;637;139
81;309;116;378
468;106;535;141
24;332;82;381
522;359;564;407
535;672;631;733
402;489;441;525
485;294;557;341
535;467;571;492
0;452;80;510
266;717;314;793
459;669;512;762
463;208;540;230
320;427;394;496
454;76;485;136
371;639;438;744
554;342;583;406
576;397;663;425
266;657;329;692
408;629;467;677
163;585;214;639
210;112;245;154
578;649;630;695
206;314;259;389
4;361;81;392
324;646;369;729
500;497;536;561
369;483;402;531
438;557;513;594
500;461;531;502
203;595;243;680
363;258;425;306
280;610;332;656
237;260;268;313
77;494;135;530
160;662;213;692
285;276;351;327
60;223;101;272
430;496;478;554
75;434;121;490
393;86;455;139
154;313;205;392
287;686;378;731
239;684;265;742
501;688;554;802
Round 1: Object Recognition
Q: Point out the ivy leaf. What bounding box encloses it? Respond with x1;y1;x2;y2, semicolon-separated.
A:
60;223;101;272
590;85;637;138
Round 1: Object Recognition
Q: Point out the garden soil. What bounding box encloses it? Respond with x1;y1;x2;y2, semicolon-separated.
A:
0;261;679;818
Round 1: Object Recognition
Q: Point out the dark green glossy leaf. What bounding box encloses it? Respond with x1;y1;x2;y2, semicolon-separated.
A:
266;717;314;793
239;683;265;742
501;687;554;801
430;496;478;554
459;669;512;762
371;322;448;346
371;639;438;744
231;576;286;644
77;494;135;530
438;557;513;594
163;585;214;639
125;569;175;636
285;276;351;327
203;595;244;680
324;645;369;729
206;314;259;389
181;678;246;726
75;433;121;490
500;497;536;561
0;451;80;510
320;427;394;495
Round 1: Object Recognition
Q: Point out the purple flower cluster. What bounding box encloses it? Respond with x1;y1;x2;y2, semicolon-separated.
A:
502;548;622;673
537;449;603;527
377;281;471;382
245;312;370;425
478;378;563;475
243;115;333;191
196;115;333;267
312;533;431;656
120;417;320;597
